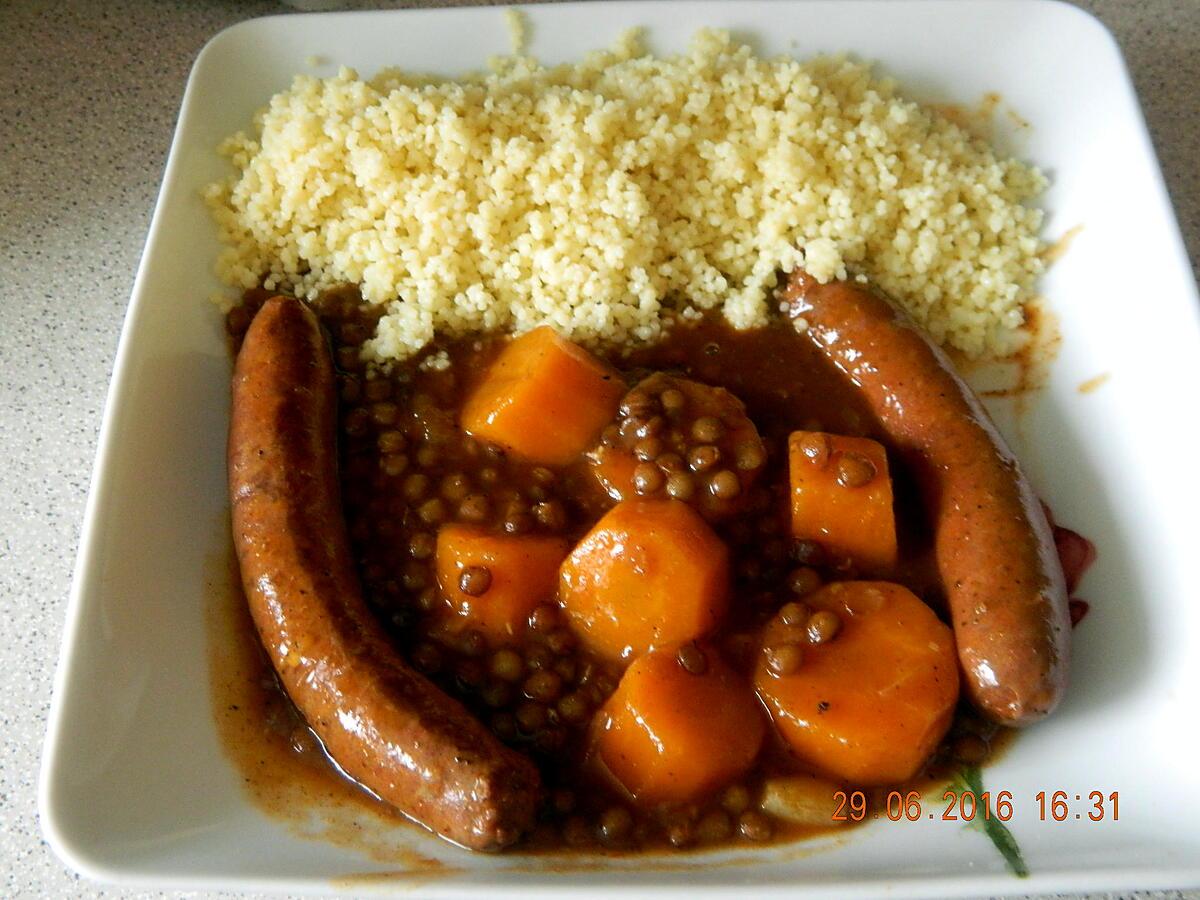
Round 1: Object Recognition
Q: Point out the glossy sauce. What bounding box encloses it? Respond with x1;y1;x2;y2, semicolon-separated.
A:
217;289;1009;855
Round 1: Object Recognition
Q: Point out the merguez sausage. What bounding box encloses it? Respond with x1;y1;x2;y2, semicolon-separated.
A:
228;295;540;849
780;272;1070;726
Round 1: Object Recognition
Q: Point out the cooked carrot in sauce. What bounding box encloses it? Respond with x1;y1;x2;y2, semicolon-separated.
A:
788;432;897;573
435;524;569;643
559;498;730;663
754;581;959;785
592;643;765;805
461;325;626;465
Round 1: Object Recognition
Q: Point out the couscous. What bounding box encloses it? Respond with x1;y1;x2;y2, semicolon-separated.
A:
206;28;1046;362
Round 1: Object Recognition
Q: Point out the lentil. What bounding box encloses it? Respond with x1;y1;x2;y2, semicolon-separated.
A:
599;806;635;843
528;603;561;633
790;538;826;566
835;452;877;488
533;500;567;530
633;462;665;495
620;391;658;418
459;565;492;596
734;440;766;471
458;493;491;522
798;432;831;467
552;656;577;683
380;454;409;477
370;402;398;426
656;452;686;473
458;629;487;657
738;811;773;842
547;630;576;655
489;649;525;682
806;610;842;644
779;601;810;627
721;783;752;815
676;642;708;675
481;681;513;708
659;387;686;415
400;564;427;592
666;471;696;500
402;472;431;502
440;473;472;502
708;469;741;499
524;669;564;703
765;642;804;676
692;416;725;443
787;567;822;596
377;429;406;453
634;436;663;461
524;645;553;671
416;497;447;524
502;500;533;534
666;822;694;849
416;587;440;613
691;444;715;472
556;692;590;723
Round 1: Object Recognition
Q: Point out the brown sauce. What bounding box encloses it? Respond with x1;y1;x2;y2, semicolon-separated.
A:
217;287;1011;857
207;542;454;870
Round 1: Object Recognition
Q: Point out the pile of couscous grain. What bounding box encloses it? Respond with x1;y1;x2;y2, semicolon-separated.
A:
205;28;1048;362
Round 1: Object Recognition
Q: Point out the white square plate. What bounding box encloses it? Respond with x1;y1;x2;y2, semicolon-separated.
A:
39;0;1200;894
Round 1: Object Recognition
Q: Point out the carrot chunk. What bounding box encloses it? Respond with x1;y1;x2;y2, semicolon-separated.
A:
559;499;729;662
593;643;765;806
460;326;625;465
589;373;766;520
788;431;897;572
435;524;569;642
754;581;959;785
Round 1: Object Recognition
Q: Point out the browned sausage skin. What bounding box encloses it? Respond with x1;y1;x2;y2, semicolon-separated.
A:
780;272;1070;726
228;295;540;850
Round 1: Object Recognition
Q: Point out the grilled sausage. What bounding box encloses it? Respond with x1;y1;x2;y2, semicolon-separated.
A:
781;272;1070;725
228;295;540;849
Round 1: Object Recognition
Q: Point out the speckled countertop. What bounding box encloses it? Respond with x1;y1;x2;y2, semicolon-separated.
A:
1;0;1196;897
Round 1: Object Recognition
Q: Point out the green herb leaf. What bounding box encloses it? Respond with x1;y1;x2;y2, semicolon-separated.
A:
959;764;1029;878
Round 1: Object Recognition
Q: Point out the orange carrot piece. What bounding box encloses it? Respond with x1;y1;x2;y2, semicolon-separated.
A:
754;581;959;785
559;499;729;663
435;524;569;642
589;373;766;520
788;431;897;572
593;643;765;806
460;326;625;466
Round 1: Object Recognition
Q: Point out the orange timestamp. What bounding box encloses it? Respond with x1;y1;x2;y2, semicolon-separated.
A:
832;789;1120;823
